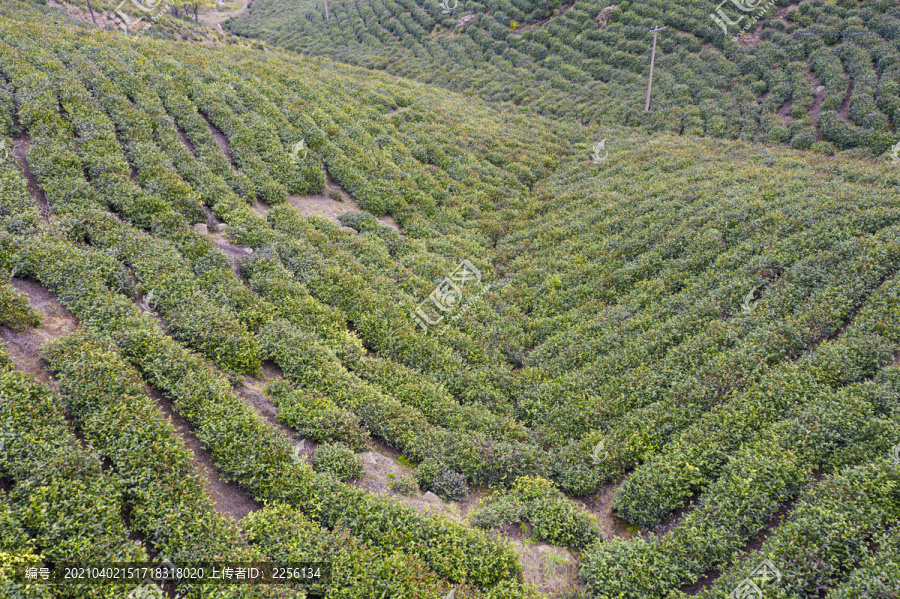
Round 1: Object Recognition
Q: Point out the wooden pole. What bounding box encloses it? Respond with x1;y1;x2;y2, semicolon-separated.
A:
645;26;665;112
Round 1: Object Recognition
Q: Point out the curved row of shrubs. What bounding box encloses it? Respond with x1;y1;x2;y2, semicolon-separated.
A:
3;231;525;590
0;367;147;598
580;373;900;597
41;328;286;599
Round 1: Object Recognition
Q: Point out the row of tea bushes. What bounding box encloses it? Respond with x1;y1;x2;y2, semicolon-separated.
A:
470;476;600;548
257;319;548;491
3;231;525;590
0;367;147;598
614;258;900;526
580;375;900;597
229;0;900;153
24;32;542;494
0;81;41;233
243;504;537;599
40;329;287;599
73;33;525;419
693;459;900;599
265;380;371;451
0;497;53;599
825;526;900;599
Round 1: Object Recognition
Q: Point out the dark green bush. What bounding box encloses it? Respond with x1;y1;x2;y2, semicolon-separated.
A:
312;442;365;482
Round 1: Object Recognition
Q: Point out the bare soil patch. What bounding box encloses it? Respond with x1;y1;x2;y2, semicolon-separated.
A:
198;0;250;32
176;123;198;158
288;174;401;233
147;383;262;521
11;137;51;222
777;94;793;126
46;0;116;28
199;111;235;164
513;541;581;596
574;476;636;542
839;77;854;122
0;279;78;388
236;360;316;457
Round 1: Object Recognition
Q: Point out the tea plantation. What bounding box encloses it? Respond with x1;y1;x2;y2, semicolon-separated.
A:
227;0;900;154
0;0;898;597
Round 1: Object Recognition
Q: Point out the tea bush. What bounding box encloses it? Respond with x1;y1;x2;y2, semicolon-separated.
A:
471;476;600;548
312;443;365;482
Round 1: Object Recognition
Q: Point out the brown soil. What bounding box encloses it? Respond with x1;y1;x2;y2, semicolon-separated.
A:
236;360;316;456
46;0;118;29
11;137;51;222
736;21;764;49
512;540;581;596
736;2;801;49
197;0;250;32
510;0;579;36
807;65;826;141
250;201;270;217
573;476;635;541
288;174;401;233
147;383;262;521
777;94;793;126
176;123;198;158
199;111;235;164
839;77;854;122
0;279;78;388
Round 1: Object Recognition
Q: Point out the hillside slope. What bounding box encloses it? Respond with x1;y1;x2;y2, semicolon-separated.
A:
0;1;899;598
227;0;900;155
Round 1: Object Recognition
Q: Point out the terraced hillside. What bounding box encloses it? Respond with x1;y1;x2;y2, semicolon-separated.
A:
228;0;900;155
0;0;899;598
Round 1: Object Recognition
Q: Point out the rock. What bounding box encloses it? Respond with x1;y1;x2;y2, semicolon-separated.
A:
361;452;378;465
245;247;253;254
194;223;208;235
456;15;476;30
422;491;442;504
816;85;826;94
218;223;229;231
595;5;615;27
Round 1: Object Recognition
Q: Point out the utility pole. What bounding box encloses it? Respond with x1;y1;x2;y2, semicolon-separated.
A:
645;26;666;112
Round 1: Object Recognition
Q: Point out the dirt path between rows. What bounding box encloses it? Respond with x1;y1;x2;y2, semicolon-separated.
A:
198;111;235;165
146;382;262;521
1;278;261;522
807;64;826;141
839;77;854;122
11;137;51;222
0;279;77;388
